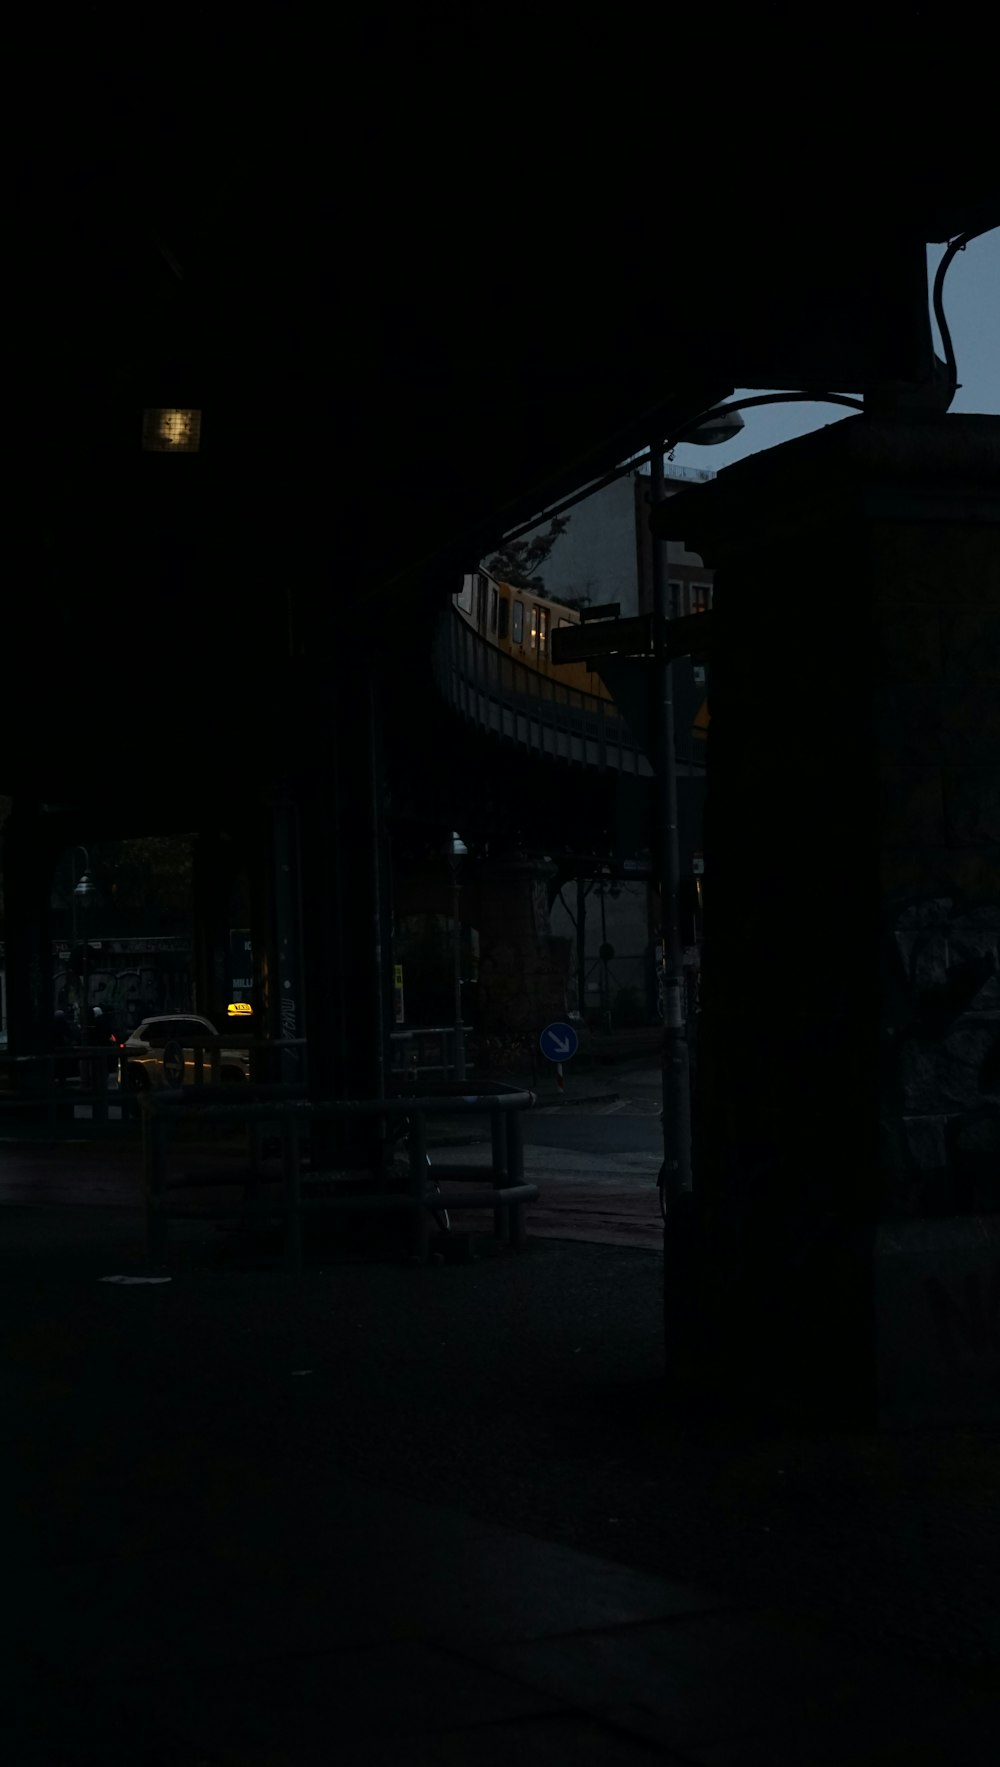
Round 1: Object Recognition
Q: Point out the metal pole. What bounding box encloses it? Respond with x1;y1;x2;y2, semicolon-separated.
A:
650;442;692;1196
449;843;466;1082
576;871;586;1018
599;870;610;1032
80;904;89;1054
368;672;387;1103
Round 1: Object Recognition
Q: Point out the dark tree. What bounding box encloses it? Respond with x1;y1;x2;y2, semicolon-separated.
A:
484;514;570;592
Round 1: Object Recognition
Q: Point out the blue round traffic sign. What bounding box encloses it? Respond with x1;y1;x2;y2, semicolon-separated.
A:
539;1021;579;1063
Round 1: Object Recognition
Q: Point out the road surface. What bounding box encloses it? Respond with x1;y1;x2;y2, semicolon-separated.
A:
432;1083;665;1250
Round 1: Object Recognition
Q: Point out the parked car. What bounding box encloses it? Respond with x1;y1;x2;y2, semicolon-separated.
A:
119;1014;249;1090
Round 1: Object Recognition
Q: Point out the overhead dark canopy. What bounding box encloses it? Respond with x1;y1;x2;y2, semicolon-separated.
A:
7;15;997;616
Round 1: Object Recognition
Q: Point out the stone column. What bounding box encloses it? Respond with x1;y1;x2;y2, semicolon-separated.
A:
655;414;1000;1427
2;801;57;1059
191;830;239;1024
471;852;571;1037
295;657;392;1163
250;801;305;1089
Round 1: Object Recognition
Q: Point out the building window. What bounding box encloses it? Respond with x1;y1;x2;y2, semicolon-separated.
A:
669;581;685;619
512;601;524;645
691;583;711;614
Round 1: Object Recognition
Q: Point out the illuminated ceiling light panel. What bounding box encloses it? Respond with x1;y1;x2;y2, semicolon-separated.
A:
142;408;202;452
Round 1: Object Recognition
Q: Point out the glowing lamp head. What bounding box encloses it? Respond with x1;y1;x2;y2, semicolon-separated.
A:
142;408;202;453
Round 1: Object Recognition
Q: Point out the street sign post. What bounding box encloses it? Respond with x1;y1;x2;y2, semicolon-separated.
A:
539;1022;579;1062
551;610;712;668
551;614;651;665
539;1021;579;1094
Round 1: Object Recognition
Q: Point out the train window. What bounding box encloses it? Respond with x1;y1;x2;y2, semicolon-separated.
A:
456;574;475;614
512;600;524;644
477;576;489;629
528;605;539;650
538;608;549;652
489;586;499;634
498;597;510;640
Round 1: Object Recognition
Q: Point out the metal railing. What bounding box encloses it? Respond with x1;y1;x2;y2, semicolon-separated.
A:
126;1035;308;1090
0;1046;127;1131
390;1025;471;1081
0;1037;308;1134
141;1085;538;1271
433;608;652;777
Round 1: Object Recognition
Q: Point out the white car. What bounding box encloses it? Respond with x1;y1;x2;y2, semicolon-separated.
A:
120;1014;249;1090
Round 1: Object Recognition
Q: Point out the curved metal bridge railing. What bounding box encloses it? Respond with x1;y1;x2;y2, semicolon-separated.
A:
432;608;652;777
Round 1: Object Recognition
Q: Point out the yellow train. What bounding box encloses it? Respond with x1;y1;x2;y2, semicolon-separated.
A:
453;569;611;699
453;568;709;743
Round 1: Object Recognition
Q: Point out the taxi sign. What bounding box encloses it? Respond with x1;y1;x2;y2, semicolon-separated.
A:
228;1001;253;1017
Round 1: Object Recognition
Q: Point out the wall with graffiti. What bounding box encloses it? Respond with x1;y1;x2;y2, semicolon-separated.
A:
881;896;1000;1218
51;940;193;1034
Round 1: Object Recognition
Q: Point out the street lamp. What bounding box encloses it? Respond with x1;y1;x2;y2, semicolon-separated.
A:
448;832;467;1082
70;846;90;951
73;867;95;1043
650;415;742;1201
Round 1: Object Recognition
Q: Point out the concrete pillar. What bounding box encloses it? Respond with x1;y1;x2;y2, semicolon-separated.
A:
191;831;238;1024
471;852;571;1036
2;801;57;1058
655;414;1000;1427
295;659;392;1163
249;802;305;1088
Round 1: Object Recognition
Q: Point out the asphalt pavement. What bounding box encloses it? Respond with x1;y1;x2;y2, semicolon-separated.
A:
1;1057;998;1761
1;1189;997;1763
429;1060;665;1248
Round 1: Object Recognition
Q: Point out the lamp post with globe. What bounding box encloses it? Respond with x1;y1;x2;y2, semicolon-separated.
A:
73;866;95;1046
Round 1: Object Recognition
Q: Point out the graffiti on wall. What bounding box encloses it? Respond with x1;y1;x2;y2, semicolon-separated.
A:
924;1263;1000;1379
882;896;1000;1213
53;965;192;1029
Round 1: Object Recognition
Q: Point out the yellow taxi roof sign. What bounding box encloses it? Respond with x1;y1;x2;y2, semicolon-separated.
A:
228;1002;253;1016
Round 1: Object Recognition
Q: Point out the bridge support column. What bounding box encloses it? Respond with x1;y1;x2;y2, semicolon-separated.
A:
470;852;570;1039
192;831;240;1025
657;414;1000;1427
250;802;305;1089
2;801;57;1058
295;660;392;1166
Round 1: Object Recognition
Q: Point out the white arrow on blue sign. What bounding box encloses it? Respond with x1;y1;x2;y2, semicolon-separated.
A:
539;1021;579;1062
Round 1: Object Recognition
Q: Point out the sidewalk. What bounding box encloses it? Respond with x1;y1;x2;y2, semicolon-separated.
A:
1;1185;997;1763
426;1049;664;1144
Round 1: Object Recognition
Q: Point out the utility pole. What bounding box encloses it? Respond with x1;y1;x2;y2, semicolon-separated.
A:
650;443;692;1196
448;833;466;1082
576;872;586;1018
